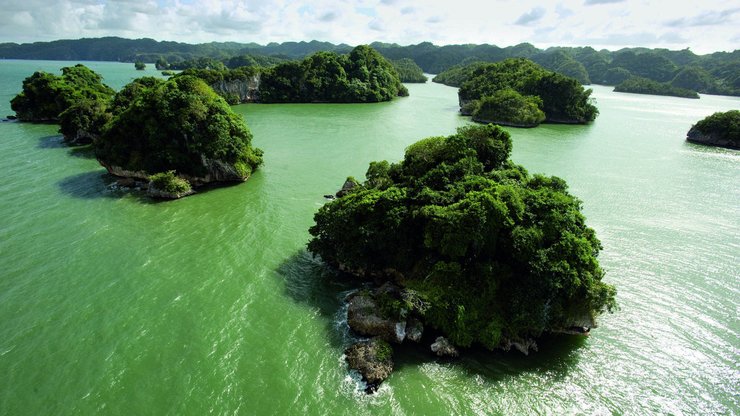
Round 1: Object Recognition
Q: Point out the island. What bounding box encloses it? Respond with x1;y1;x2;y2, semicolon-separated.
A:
180;45;408;104
308;124;616;391
10;64;114;123
614;76;699;99
456;58;598;127
11;65;263;199
686;110;739;149
94;75;263;198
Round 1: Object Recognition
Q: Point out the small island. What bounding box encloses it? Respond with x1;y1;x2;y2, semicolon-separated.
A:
309;124;616;391
181;45;408;104
11;65;263;198
455;58;598;127
686;110;739;149
614;76;699;99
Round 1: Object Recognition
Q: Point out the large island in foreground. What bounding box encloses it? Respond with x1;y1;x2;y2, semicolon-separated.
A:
309;124;616;392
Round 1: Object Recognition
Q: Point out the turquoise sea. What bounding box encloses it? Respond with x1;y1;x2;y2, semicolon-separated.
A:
0;60;738;414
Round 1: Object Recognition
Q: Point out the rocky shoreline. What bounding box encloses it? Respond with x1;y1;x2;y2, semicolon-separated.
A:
686;125;739;149
341;280;595;393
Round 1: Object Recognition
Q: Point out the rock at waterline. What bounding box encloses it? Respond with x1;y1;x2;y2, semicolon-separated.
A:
431;336;459;357
347;291;403;343
345;338;394;393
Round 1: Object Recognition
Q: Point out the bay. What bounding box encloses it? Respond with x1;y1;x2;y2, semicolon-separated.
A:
0;60;738;415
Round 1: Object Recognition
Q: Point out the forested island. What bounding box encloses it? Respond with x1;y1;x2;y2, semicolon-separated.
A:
2;37;736;96
309;124;616;391
614;77;699;99
170;45;408;104
11;65;262;198
686;110;740;149
454;59;598;127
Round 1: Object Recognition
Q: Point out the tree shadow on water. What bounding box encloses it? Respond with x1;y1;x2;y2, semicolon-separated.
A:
37;135;65;149
277;250;587;382
276;249;362;349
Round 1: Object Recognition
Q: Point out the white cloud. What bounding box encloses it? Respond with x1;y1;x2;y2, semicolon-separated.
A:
0;0;737;54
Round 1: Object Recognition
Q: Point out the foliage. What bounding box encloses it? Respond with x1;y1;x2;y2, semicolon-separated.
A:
472;89;545;127
609;51;678;82
458;58;598;124
692;110;740;143
614;77;699;99
392;58;427;83
309;124;616;348
670;67;718;93
601;67;632;85
432;62;487;87
58;97;112;144
10;64;115;121
95;75;263;179
134;61;146;70
2;37;737;95
155;57;169;70
259;45;407;103
149;171;192;194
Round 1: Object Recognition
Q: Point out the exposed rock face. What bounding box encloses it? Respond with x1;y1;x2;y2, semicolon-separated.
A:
500;338;538;355
147;182;195;199
471;115;538;128
687;125;739;149
431;336;459;357
63;129;97;146
406;318;424;342
99;155;249;190
335;178;358;198
347;290;406;343
345;338;393;393
210;75;261;103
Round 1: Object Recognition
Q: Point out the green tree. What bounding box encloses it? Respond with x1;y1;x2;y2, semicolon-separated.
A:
95;75;263;180
11;64;114;122
472;89;545;127
135;61;146;70
309;124;616;349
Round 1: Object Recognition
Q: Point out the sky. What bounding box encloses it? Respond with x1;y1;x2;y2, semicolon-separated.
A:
1;0;738;54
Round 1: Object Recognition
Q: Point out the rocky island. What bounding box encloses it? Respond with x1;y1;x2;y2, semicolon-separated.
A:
11;66;263;198
686;110;739;149
178;45;408;104
454;59;598;127
614;76;699;99
309;124;616;391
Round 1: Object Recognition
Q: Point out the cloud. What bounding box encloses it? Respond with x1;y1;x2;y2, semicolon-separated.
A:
584;0;625;5
665;8;739;27
0;0;737;54
515;7;546;25
318;11;339;22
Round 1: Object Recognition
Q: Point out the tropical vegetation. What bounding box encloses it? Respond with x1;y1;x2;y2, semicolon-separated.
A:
457;58;598;125
309;124;616;349
614;77;699;98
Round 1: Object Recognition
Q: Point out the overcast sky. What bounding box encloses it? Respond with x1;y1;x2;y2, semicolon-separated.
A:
1;0;738;54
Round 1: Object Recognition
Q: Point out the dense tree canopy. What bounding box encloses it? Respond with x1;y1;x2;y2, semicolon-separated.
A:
391;58;427;83
687;110;740;149
309;124;616;349
471;89;545;127
10;64;114;122
95;75;263;180
259;45;408;103
457;59;598;125
614;77;699;99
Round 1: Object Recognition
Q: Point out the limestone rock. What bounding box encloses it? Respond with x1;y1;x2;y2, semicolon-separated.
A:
347;291;405;343
431;336;459;357
345;338;394;393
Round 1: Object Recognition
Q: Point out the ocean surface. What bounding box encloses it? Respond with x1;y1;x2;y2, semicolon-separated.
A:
0;60;738;415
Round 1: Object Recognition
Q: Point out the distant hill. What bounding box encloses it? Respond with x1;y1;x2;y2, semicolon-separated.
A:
1;37;737;96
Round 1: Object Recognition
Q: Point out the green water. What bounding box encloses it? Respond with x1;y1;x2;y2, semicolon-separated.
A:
0;60;738;415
